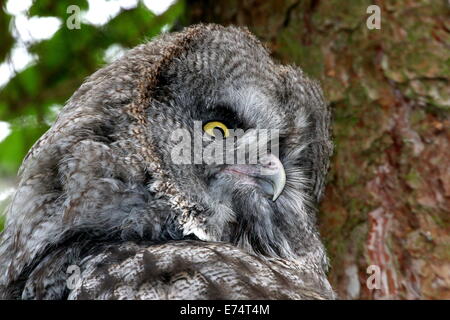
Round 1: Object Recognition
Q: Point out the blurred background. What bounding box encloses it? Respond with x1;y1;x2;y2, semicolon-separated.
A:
0;0;449;299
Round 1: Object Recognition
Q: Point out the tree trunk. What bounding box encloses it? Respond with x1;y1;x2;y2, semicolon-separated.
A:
183;0;450;299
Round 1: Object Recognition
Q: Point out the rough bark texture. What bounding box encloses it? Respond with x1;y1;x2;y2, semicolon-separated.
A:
184;0;450;299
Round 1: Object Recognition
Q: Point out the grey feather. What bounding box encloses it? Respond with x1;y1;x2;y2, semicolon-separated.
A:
0;24;334;300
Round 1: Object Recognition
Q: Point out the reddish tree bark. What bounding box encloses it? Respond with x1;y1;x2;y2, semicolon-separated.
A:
184;0;450;299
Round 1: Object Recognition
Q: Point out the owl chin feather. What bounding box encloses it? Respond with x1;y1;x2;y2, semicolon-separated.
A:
189;162;326;270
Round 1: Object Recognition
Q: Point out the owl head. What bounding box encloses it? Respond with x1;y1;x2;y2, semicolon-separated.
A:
0;24;333;291
142;25;333;263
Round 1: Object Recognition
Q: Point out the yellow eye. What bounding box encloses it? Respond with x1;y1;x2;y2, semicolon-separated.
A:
203;121;230;138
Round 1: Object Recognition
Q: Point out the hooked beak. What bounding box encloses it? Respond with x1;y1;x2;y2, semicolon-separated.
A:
259;154;286;201
223;153;286;201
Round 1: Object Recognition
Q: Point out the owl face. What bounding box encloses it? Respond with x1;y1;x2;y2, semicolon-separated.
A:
145;27;330;261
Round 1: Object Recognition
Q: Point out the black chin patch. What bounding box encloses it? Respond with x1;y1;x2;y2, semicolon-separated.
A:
182;233;201;241
229;187;286;257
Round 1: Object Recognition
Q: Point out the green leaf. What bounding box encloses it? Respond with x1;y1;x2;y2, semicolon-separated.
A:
29;0;89;18
0;117;49;176
0;9;14;62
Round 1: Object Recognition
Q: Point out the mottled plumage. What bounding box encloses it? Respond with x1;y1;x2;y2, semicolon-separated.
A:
0;24;334;299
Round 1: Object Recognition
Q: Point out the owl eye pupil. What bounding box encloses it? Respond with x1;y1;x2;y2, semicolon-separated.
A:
214;128;225;136
203;121;230;138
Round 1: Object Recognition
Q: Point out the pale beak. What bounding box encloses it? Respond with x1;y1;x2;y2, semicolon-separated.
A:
259;154;286;201
223;153;286;201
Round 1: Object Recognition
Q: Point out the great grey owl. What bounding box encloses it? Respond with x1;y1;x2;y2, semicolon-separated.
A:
0;24;334;300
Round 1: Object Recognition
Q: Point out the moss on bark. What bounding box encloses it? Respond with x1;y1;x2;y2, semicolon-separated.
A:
185;0;450;299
